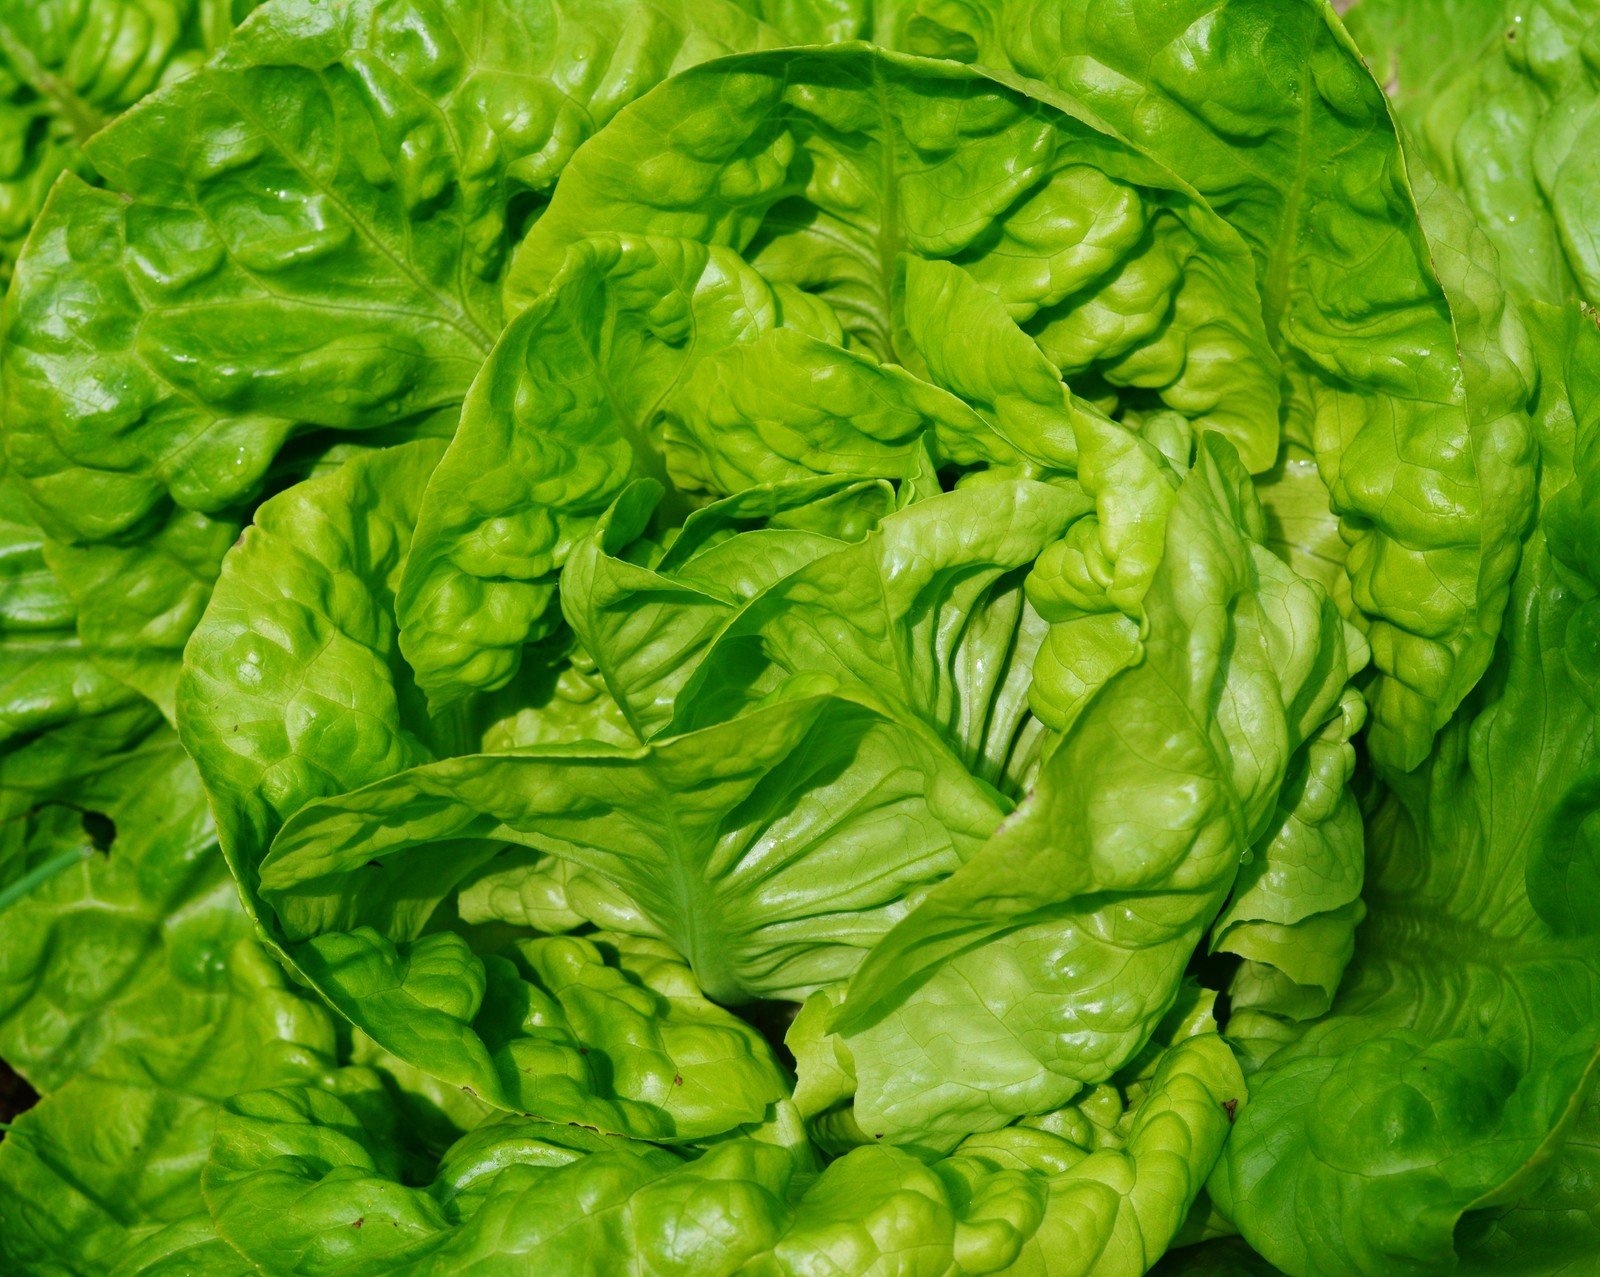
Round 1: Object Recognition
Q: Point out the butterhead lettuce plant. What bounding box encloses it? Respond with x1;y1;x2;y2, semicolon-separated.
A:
0;2;1596;1275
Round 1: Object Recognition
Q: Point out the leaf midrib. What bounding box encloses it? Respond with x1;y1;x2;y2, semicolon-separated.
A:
216;79;497;356
871;59;905;366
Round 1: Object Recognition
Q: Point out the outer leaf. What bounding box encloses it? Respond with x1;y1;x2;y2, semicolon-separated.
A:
1453;1087;1600;1274
107;1214;257;1277
1349;0;1600;309
0;696;163;886
0;726;248;1092
1;0;796;731
2;0;791;543
1342;0;1505;119
879;0;1537;768
1214;303;1600;1276
0;940;337;1276
201;1033;1240;1277
0;469;145;748
1;466;165;920
43;507;240;720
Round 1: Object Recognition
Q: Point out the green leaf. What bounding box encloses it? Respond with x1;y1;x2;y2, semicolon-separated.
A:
1;464;169;918
263;691;1003;1002
1453;1085;1600;1274
1212;685;1368;1028
1348;0;1600;310
564;476;895;740
1250;448;1349;598
0;695;163;890
0;727;252;1092
2;0;792;543
884;0;1537;769
43;507;241;721
180;442;807;1141
243;693;1002;1139
106;1213;258;1277
1;0;800;737
107;1213;258;1277
668;478;1095;796
1017;1036;1246;1277
177;438;449;910
181;438;629;903
511;46;1279;466
206;1077;661;1277
306;926;789;1142
398;229;1020;705
0;0;252;281
731;0;869;43
1342;0;1506;120
1213;302;1600;1277
0;940;336;1276
456;847;654;937
828;430;1359;1142
398;233;950;703
0;469;146;748
899;255;1089;472
202;1032;1241;1277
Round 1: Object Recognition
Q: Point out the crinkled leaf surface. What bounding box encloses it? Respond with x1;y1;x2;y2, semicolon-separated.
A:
2;0;791;542
1349;0;1600;309
664;478;1092;798
563;475;897;740
42;507;241;721
1211;685;1368;1030
262;691;1005;1003
1214;302;1600;1277
180;442;797;1140
202;1033;1241;1277
0;468;145;749
0;725;248;1092
0;937;336;1276
400;41;1279;705
0;0;251;279
395;232;989;703
821;426;1358;1142
510;47;1278;471
874;0;1535;771
0;0;796;731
